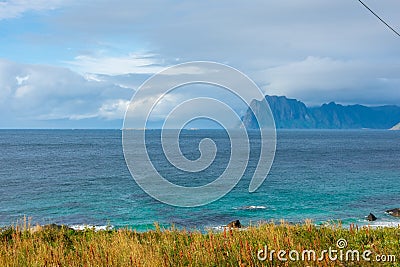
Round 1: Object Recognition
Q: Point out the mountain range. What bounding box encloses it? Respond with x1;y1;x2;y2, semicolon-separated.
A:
242;95;400;129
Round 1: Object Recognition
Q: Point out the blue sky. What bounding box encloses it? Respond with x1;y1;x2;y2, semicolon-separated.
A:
0;0;399;128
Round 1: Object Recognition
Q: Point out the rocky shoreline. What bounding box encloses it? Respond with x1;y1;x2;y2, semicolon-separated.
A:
3;208;399;234
366;208;400;222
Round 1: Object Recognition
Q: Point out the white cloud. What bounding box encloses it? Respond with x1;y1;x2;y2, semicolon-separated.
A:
257;56;400;106
52;0;400;68
65;53;163;75
0;0;64;20
15;74;29;85
98;99;130;120
14;84;31;98
47;0;400;108
0;59;135;127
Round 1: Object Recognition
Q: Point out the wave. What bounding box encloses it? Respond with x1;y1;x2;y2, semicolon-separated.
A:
69;224;114;231
234;205;267;210
364;221;400;228
207;225;225;232
206;225;247;232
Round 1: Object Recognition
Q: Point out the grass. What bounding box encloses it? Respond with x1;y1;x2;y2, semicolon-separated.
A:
0;219;399;266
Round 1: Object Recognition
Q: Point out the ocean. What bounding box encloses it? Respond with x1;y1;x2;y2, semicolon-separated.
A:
0;129;399;231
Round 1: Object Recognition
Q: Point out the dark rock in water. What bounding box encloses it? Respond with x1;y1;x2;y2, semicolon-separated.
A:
386;208;400;217
226;220;242;228
367;213;377;221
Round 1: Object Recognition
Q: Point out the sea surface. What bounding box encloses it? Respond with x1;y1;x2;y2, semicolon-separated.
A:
0;129;399;231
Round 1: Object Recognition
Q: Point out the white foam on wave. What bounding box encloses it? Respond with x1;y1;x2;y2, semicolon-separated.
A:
206;225;248;232
366;221;400;228
207;225;225;232
69;224;114;231
234;205;267;210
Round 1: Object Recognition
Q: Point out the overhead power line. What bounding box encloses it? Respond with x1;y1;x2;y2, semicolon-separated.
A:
357;0;400;38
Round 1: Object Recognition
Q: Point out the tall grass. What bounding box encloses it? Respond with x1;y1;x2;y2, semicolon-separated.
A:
0;219;398;266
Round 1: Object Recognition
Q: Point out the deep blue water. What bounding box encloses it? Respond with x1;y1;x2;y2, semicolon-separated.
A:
0;129;399;231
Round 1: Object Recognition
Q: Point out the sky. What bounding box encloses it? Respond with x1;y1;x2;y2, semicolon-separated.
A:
0;0;399;128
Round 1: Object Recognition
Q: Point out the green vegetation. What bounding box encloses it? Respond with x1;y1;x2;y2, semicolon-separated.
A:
0;220;399;266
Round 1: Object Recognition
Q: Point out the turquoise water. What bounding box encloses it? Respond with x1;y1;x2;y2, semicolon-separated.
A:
0;129;399;231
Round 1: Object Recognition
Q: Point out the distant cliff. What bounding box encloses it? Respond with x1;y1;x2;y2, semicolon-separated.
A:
243;95;400;129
